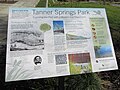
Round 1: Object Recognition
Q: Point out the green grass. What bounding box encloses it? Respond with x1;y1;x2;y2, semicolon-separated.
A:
48;0;55;4
36;0;46;7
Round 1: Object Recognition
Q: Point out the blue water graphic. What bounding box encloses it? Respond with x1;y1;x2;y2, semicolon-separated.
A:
95;46;113;58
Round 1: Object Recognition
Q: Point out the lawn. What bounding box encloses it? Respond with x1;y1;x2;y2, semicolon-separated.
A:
36;0;46;7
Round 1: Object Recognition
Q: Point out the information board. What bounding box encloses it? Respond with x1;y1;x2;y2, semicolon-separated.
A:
6;8;118;82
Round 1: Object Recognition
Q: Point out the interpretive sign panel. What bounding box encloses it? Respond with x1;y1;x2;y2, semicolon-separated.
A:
6;8;118;82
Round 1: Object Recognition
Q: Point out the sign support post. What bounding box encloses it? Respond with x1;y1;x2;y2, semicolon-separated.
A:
58;76;64;90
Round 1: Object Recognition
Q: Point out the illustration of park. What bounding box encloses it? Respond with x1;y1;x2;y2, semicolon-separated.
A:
10;31;44;51
66;33;90;40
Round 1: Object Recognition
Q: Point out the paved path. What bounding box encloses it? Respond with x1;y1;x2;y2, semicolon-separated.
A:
0;0;39;15
0;0;40;46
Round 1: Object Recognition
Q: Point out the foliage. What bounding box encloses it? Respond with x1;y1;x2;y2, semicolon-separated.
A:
36;0;46;7
4;74;102;90
65;73;102;90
